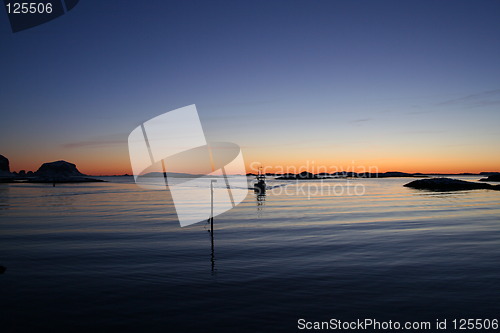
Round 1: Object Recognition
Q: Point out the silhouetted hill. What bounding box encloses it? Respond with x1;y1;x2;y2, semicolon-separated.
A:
29;160;104;183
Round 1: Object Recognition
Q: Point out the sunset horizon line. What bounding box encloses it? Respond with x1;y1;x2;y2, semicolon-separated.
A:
79;169;500;177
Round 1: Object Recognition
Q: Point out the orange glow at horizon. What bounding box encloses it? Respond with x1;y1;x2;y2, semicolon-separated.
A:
4;145;499;176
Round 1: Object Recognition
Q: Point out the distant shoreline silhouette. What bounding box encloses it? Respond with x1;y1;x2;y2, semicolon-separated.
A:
1;153;499;181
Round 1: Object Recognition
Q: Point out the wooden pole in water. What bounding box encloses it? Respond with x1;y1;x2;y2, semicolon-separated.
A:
210;180;214;245
210;180;216;271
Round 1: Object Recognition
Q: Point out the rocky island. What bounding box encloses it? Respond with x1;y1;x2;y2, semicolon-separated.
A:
404;178;500;191
479;174;500;182
29;160;105;183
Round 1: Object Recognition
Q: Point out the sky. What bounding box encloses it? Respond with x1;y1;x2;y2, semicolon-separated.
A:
1;0;500;175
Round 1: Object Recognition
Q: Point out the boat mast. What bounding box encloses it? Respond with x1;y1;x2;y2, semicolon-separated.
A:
257;167;265;181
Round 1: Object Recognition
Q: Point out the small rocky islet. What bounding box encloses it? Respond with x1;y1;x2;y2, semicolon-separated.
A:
479;174;500;182
404;177;500;191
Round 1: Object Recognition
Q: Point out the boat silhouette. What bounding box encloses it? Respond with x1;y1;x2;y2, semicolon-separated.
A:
254;168;266;195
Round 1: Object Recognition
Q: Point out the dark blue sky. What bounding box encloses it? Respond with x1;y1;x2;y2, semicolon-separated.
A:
1;0;500;173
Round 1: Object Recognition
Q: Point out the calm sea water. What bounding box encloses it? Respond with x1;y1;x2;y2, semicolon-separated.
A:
1;176;499;332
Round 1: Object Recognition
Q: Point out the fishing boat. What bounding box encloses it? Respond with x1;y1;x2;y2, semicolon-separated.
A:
254;168;266;194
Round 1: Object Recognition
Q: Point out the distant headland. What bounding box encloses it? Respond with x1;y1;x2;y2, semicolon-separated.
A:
271;171;426;180
246;171;499;180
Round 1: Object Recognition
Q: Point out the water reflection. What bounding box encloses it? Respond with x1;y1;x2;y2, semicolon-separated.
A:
256;193;266;217
0;185;9;212
208;219;216;274
39;185;81;209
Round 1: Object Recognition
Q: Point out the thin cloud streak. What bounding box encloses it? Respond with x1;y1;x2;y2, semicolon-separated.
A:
350;118;373;123
61;133;128;149
62;140;124;149
438;89;500;107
